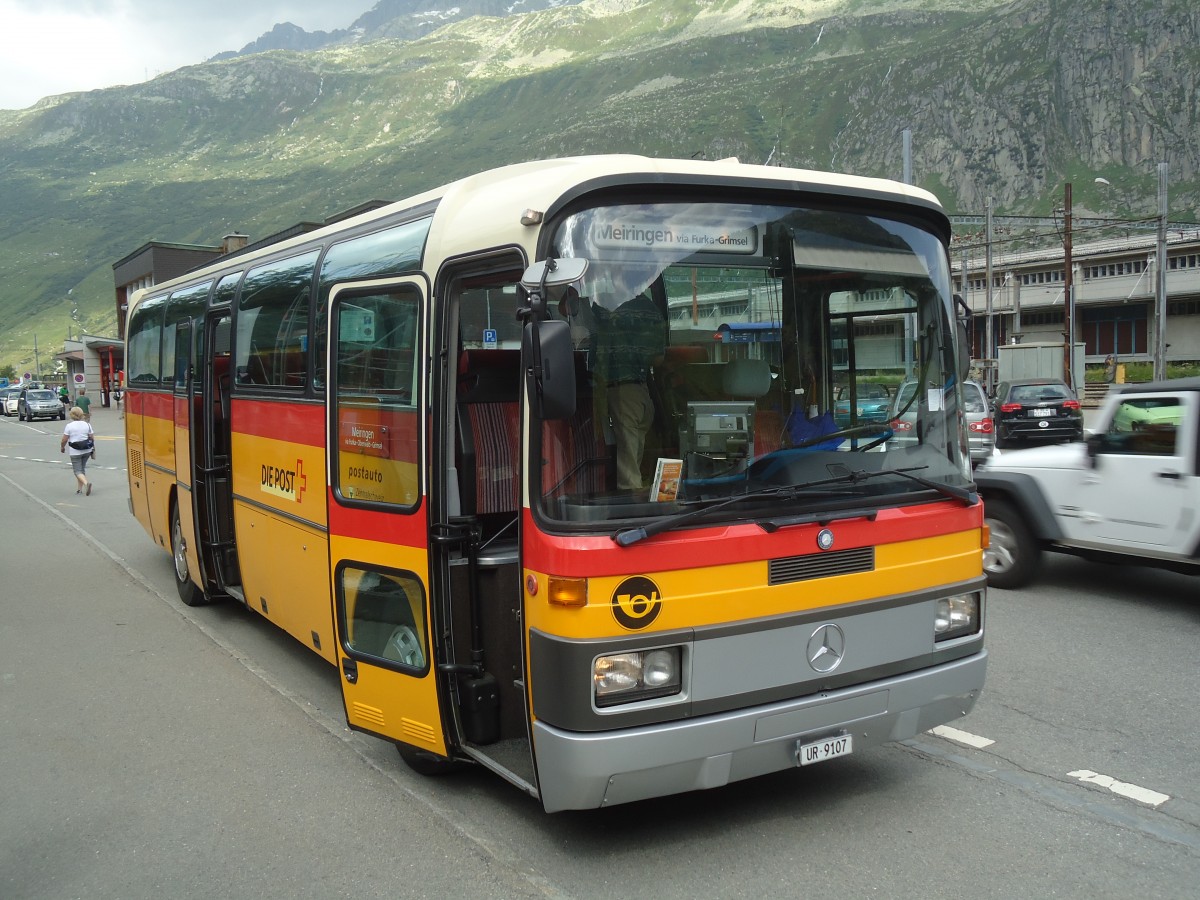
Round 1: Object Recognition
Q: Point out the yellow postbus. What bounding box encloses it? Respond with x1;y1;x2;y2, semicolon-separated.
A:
125;155;986;811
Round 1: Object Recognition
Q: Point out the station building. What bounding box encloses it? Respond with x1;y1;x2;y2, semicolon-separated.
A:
954;227;1200;379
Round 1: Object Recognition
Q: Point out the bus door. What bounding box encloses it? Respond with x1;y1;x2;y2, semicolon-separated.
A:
327;280;446;759
170;319;206;591
195;310;241;599
434;264;536;790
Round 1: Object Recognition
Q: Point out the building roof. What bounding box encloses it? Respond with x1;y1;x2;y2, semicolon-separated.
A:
111;240;222;270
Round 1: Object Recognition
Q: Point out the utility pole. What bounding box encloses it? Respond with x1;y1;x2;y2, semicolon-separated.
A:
1063;182;1074;391
985;199;994;391
1154;162;1168;382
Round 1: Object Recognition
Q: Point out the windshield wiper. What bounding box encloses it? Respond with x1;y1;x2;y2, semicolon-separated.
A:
612;465;977;547
852;464;978;504
613;485;796;546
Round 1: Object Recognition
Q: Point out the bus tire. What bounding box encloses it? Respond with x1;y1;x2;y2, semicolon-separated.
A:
983;499;1040;589
397;745;463;776
171;503;209;607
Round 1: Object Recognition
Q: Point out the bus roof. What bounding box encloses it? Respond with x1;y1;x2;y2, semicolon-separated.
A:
128;154;948;308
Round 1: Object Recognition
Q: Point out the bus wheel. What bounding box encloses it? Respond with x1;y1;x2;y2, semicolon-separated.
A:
983;499;1039;589
171;504;209;607
397;745;462;776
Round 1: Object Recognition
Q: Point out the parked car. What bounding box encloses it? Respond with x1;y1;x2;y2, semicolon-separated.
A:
833;382;892;426
991;378;1082;448
18;388;66;422
889;379;994;465
1;385;22;416
976;378;1200;588
1109;395;1183;432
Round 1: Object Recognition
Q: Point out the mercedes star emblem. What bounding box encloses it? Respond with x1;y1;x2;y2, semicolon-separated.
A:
807;623;846;673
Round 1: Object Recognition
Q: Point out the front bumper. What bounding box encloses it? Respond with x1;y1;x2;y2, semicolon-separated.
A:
531;648;987;811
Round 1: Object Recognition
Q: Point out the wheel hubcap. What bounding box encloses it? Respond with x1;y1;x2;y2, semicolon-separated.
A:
984;519;1017;574
173;518;188;582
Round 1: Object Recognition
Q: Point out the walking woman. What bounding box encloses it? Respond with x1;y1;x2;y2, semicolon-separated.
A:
60;406;96;495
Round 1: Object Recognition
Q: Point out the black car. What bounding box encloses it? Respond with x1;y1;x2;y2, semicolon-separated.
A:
992;378;1083;447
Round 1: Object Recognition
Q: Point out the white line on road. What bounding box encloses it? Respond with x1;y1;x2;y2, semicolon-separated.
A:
0;454;125;471
1067;769;1170;807
928;724;995;748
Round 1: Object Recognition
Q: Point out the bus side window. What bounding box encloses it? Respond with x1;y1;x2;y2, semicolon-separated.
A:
236;251;318;389
340;567;427;672
127;294;168;386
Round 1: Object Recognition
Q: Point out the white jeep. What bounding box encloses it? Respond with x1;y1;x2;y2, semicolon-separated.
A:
975;378;1200;588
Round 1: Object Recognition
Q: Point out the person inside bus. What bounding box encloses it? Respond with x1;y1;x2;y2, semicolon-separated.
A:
597;280;667;493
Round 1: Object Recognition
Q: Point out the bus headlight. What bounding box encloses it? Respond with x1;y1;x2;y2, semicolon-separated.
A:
934;592;981;641
594;647;682;707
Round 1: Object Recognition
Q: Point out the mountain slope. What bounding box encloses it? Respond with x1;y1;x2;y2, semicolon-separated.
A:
0;0;1195;375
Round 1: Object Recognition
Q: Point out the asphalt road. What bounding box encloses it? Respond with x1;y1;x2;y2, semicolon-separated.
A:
2;403;1198;899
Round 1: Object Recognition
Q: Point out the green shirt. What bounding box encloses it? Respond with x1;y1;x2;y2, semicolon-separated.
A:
74;394;91;413
598;294;666;386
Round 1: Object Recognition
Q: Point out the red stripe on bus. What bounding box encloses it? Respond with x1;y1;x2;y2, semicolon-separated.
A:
231;399;325;445
327;490;429;545
128;390;173;419
523;502;982;577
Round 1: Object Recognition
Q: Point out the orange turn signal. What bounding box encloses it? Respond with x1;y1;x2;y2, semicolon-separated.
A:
547;575;587;608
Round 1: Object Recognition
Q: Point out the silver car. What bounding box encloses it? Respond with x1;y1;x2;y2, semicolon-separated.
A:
18;388;66;422
888;379;994;465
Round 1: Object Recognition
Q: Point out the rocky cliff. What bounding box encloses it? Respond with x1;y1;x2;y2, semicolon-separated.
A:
0;0;1194;374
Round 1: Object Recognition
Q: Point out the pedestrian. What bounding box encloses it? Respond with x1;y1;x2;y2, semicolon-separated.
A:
58;384;69;408
60;406;96;496
74;387;92;420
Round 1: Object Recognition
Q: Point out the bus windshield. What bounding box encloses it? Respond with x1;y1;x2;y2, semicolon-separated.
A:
536;200;968;527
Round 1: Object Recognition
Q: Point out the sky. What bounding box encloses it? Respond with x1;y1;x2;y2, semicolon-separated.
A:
0;0;373;110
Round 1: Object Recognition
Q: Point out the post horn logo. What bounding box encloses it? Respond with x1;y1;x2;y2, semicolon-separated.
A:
611;576;662;630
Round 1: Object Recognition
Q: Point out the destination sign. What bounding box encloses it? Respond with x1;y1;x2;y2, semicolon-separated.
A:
593;221;758;254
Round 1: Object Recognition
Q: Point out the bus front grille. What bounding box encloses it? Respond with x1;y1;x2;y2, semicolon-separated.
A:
768;547;875;585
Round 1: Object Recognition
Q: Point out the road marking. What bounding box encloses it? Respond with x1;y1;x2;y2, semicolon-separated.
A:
906;738;1200;851
1067;769;1170;807
929;724;995;748
0;454;125;472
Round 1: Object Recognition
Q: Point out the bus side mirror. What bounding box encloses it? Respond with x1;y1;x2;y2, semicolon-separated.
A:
523;319;576;420
519;257;589;321
521;257;588;292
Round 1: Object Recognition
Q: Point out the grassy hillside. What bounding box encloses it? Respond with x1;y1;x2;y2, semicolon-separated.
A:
0;0;1195;376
